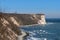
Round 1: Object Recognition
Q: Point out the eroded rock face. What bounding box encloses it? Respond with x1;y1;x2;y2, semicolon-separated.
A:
0;13;46;40
0;13;46;25
0;13;21;40
37;14;46;24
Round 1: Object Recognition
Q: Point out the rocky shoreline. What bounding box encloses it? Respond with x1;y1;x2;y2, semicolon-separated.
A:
17;31;29;40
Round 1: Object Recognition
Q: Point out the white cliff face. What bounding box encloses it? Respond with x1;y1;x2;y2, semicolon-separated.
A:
37;15;46;24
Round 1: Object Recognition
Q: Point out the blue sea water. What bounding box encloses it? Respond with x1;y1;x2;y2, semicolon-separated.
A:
20;18;60;40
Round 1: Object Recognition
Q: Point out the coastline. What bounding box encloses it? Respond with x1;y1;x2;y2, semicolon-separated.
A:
0;13;46;40
17;24;47;40
17;24;46;40
17;30;29;40
19;24;39;27
19;24;46;27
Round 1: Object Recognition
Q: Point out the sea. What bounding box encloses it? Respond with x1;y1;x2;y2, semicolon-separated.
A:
20;18;60;40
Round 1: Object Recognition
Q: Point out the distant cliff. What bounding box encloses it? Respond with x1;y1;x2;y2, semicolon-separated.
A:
0;12;46;40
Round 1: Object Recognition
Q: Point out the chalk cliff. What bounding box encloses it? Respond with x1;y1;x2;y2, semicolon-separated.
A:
0;12;46;40
37;14;46;24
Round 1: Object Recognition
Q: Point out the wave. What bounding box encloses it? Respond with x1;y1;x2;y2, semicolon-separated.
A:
28;31;36;36
47;22;54;24
26;36;60;40
26;37;47;40
28;30;54;35
19;22;55;28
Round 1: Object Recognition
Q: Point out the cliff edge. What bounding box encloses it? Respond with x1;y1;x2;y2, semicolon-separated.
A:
0;12;46;40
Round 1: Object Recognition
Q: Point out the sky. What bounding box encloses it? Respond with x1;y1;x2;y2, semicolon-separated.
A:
0;0;60;18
